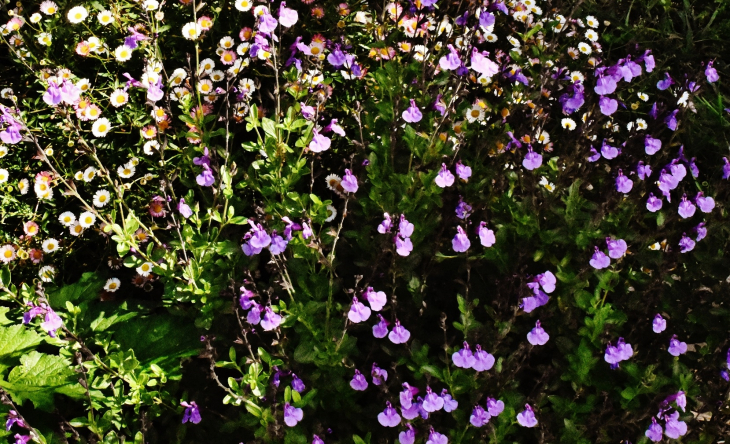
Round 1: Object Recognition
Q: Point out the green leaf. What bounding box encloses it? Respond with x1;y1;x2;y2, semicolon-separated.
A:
0;324;44;359
0;351;86;411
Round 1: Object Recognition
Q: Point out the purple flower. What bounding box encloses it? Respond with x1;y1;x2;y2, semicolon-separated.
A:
239;288;255;310
43;81;62;106
487;398;505;416
247;303;262;324
599;96;619;116
724;158;730;179
441;390;458;412
324;119;345;137
5;411;24;431
560;83;585;114
312;435;324;444
470;49;499;76
664;411;687;439
378;213;393;234
705;60;719;83
400;383;418;409
193;147;211;166
649;102;659;119
258;13;278;34
645;136;662;155
269;234;288;255
479;10;496;29
300;103;316;120
147;77;164;103
589;247;611;269
260;307;282;331
653;314;667;333
588;147;601;162
678;194;696;219
249;223;272;249
400;398;423;420
601;142;620;159
283;403;303;427
455;161;472;181
178;198;193;218
679;233;695;253
422;387;444;412
607;238;627;259
645;417;663;442
302;222;313;239
665;109;679;131
516;404;538;427
426;429;448;444
435;163;455;187
452;226;471;253
439;45;461;71
522;147;542;170
452;342;476;368
657;72;673;90
60;81;81;105
668;335;688;356
646;193;663;212
291;374;305;393
594;75;617;95
14;435;31;444
472;345;495;371
637;161;652;180
388;319;410;344
521;289;549;313
527;320;549;346
377;401;401;427
278;2;298;27
398;215;414;237
605;338;633;369
398;425;416;444
695;192;715;213
675;391;687;411
364;287;386;311
373;315;389;338
395;236;413;257
196;164;215;187
181;401;201;424
615;169;633;193
350;370;368;391
455;198;472;220
722;370;730;381
470;405;491;427
309;130;331;153
341;169;358;193
41;310;63;337
348;297;371;323
695;222;707;241
478;222;496;247
402;99;423;123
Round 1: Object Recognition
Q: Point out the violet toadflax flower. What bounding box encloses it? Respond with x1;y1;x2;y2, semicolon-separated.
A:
598;96;618;116
348;297;371;323
589;247;610;269
452;226;471;253
517;404;538;427
695;192;715;213
377;402;401;427
677;194;696;219
422;387;444;412
398;425;416;444
455;161;472;181
434;163;455;187
487;398;505;416
679;233;695;253
705;60;719;83
341;169;358;193
646;193;663;212
373;314;389;338
291;374;305;393
260;307;282;331
645;417;663;442
278;2;298;27
615;169;633;193
350;370;368;391
452;342;476;368
439;44;461;71
309;129;331;153
426;429;448;444
388;319;410;344
364;287;387;311
478;222;496;247
472;345;495;371
607;238;627;259
181;401;201;424
527;320;549;345
653;314;667;333
441;390;458;412
522;146;542;170
645;135;662;155
402;99;423;123
283;403;303;427
470;405;491;427
668;335;688;356
664;411;687;439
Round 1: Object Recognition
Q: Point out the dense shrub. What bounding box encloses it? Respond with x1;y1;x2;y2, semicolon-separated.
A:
0;0;729;443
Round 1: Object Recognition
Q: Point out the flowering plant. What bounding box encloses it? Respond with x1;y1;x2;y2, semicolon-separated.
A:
0;0;729;442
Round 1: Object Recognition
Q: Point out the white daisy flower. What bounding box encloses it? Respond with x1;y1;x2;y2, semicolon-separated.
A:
18;178;29;195
0;168;8;183
93;189;111;207
83;166;97;182
638;92;649;101
539;176;555;192
585;30;599;42
143;140;160;155
97;10;113;25
110;89;129;107
0;245;16;264
104;278;121;292
137;262;154;277
635;119;648;130
197;79;214;94
117;163;135;179
585;15;598;28
484;33;498;43
235;0;253;11
199;58;215;74
40;1;58;15
69;222;84;236
570;71;584;83
74;171;84;181
92;118;111;137
39;265;55;282
143;0;159;10
42;238;59;253
324;205;337;222
210;70;225;82
78;211;96;228
578;42;592;55
76;78;91;92
114;45;133;62
182;22;202;40
59;211;76;227
67;6;88;24
324;174;342;191
219;36;235;49
561;118;577;130
37;32;52;46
